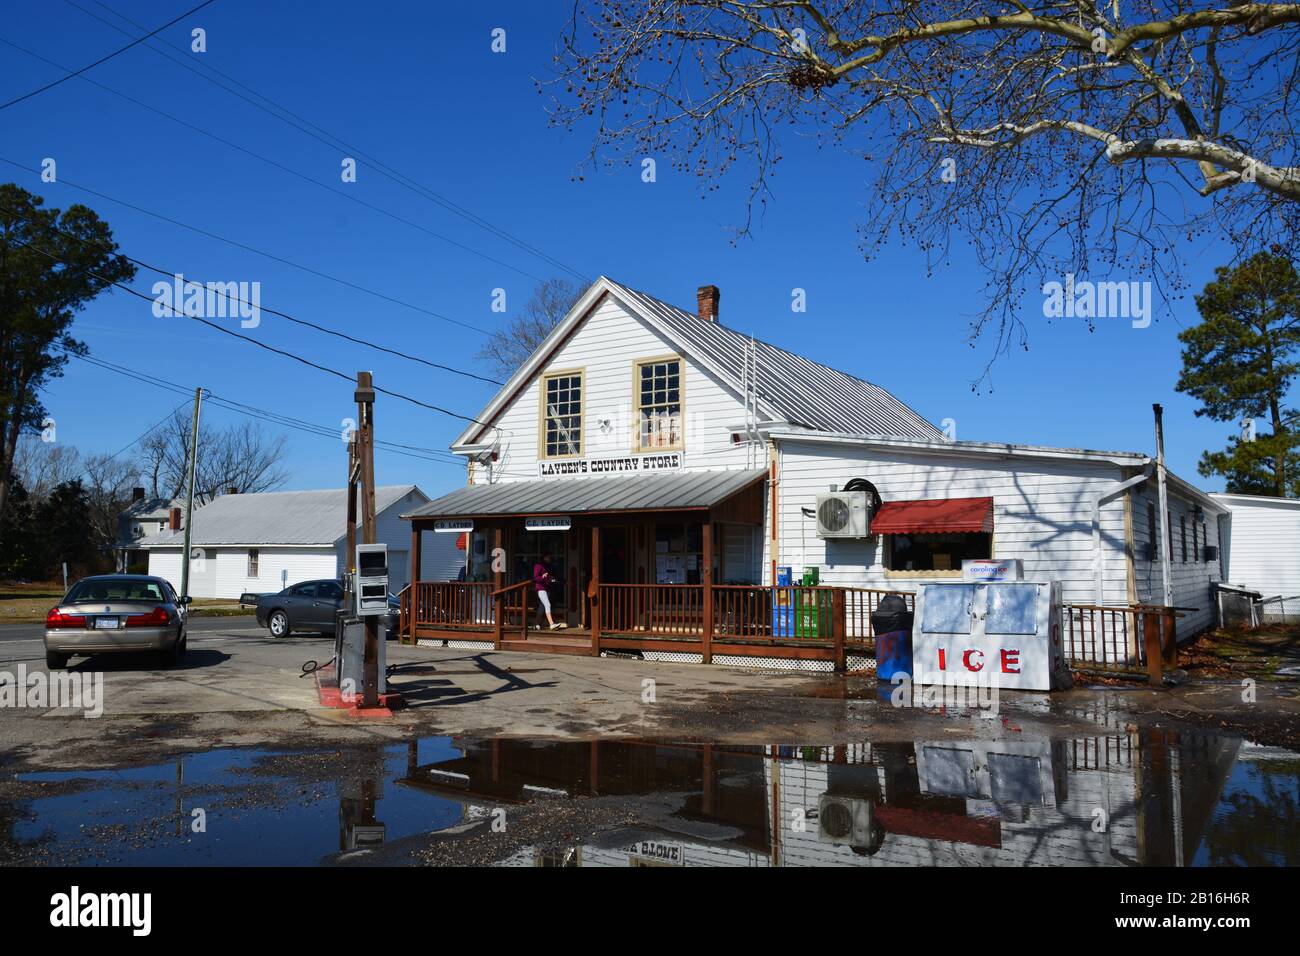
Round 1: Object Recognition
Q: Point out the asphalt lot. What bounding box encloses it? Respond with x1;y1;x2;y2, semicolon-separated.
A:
1;618;1298;774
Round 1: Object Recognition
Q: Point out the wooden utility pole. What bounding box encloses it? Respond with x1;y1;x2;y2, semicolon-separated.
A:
1153;404;1173;608
355;372;380;708
179;387;203;600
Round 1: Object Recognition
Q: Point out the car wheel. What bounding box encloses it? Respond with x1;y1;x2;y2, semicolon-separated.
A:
46;651;68;669
268;610;290;638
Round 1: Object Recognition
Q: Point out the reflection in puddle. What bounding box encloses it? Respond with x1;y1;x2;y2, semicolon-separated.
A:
2;730;1296;867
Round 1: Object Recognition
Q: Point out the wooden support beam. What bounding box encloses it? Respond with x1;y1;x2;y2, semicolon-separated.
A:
701;521;714;664
493;526;504;650
590;524;601;655
1142;610;1164;687
408;524;421;644
832;587;847;673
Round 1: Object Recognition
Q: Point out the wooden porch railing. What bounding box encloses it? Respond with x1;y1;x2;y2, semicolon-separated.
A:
408;581;495;631
401;579;1178;684
490;579;533;648
1062;602;1181;685
599;583;706;636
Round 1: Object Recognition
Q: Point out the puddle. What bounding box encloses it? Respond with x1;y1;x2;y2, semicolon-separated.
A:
1;730;1296;867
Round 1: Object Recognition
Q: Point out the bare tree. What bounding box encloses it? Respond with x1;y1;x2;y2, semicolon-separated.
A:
81;452;141;555
138;408;288;504
550;1;1300;379
476;278;582;379
10;436;83;500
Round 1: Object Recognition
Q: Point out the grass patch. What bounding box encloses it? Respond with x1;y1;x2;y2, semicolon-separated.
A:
1181;623;1300;681
1;581;251;623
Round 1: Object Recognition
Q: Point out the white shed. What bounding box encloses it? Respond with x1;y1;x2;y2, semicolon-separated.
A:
141;485;462;599
1211;492;1300;621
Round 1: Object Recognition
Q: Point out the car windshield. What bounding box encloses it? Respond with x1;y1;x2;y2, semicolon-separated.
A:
65;579;167;604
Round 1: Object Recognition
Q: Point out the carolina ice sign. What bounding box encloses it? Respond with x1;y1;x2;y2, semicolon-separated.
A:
911;581;1071;691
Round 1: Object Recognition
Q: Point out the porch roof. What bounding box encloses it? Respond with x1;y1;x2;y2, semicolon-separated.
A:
403;468;767;521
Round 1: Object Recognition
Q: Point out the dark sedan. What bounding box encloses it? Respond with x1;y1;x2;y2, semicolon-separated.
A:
253;579;398;638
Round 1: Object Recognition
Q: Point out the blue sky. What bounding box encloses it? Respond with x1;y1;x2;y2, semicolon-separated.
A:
0;0;1257;497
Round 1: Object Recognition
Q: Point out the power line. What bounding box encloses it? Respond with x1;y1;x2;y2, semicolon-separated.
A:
15;236;498;426
81;397;192;475
66;350;470;467
0;0;217;111
0;35;555;286
0;156;493;338
0;200;503;386
63;0;590;284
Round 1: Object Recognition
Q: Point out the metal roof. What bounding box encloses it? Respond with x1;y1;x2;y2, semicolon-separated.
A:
606;279;945;441
403;469;767;520
139;485;425;547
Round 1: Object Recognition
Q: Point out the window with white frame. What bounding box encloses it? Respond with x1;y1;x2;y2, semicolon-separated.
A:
637;358;683;450
248;548;259;578
542;371;582;457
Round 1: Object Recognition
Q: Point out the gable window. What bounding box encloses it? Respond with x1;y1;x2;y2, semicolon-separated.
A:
636;357;683;450
248;548;259;578
541;370;583;458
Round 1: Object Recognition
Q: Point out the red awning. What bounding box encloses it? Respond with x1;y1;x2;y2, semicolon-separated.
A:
870;497;994;535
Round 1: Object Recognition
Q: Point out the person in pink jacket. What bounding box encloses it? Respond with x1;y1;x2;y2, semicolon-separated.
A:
533;553;563;629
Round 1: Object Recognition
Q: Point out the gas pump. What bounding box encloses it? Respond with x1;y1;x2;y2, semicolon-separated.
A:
337;543;389;698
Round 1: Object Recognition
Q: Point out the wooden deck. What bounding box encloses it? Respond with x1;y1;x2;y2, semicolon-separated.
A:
400;581;1179;680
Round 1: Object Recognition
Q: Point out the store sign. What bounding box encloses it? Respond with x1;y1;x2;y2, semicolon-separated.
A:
626;840;685;865
537;451;684;479
961;559;1023;582
525;517;571;532
433;519;473;533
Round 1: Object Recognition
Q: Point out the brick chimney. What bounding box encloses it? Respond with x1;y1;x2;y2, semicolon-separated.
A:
226;486;238;495
169;507;182;531
132;487;145;502
696;285;720;322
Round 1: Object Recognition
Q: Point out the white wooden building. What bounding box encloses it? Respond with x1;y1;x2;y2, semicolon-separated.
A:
403;276;1225;649
142;485;460;599
1211;492;1300;620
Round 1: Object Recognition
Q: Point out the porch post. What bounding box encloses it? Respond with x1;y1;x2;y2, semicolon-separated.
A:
1142;609;1164;687
832;587;847;673
590;524;601;655
408;523;422;644
492;526;504;649
701;520;714;664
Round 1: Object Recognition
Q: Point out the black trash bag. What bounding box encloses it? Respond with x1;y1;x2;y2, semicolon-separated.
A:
870;593;914;634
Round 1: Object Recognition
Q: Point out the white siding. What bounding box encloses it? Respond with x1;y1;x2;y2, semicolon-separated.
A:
147;546;333;598
1213;495;1300;620
217;548;335;598
478;295;752;484
147;550;183;591
769;440;1133;608
1131;487;1223;636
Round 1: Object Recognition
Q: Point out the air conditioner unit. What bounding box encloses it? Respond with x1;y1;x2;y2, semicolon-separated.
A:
817;795;875;847
815;491;871;538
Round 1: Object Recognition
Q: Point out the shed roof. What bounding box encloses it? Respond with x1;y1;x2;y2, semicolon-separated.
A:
403;469;767;520
140;485;424;547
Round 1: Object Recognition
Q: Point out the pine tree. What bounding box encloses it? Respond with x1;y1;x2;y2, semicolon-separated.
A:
1176;250;1300;497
